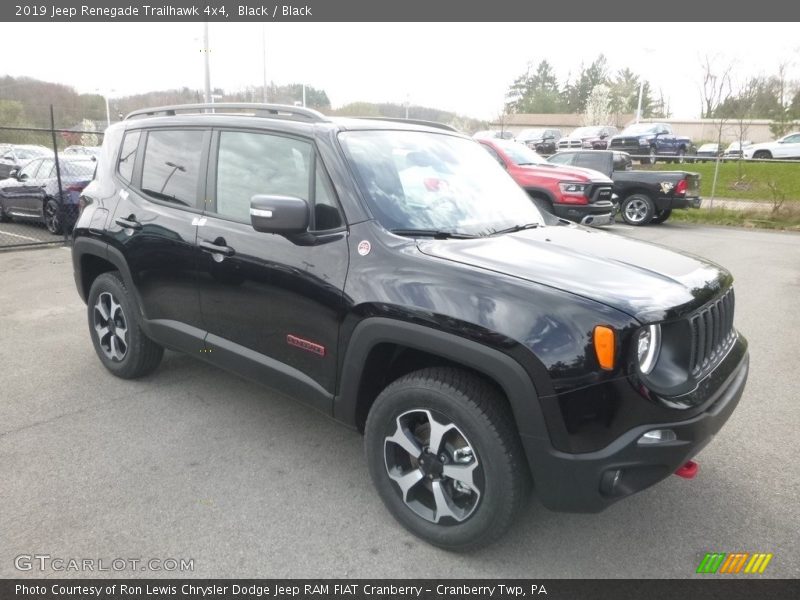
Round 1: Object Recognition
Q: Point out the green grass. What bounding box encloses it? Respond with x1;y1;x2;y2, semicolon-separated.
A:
643;160;800;202
671;206;800;231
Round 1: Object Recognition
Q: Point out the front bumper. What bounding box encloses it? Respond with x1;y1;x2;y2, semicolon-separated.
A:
552;200;616;225
522;347;749;513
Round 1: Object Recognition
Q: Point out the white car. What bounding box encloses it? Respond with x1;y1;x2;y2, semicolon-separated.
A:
723;140;752;158
742;132;800;160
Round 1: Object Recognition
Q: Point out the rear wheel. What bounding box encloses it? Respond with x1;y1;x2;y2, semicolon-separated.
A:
87;272;164;379
365;367;530;551
0;206;10;223
44;198;62;234
651;208;672;224
621;193;655;226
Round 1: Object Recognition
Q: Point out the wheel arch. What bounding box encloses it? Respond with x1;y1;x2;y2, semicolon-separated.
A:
73;238;142;318
334;318;549;442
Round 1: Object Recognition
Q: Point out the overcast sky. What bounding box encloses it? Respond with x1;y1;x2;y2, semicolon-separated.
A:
0;22;797;120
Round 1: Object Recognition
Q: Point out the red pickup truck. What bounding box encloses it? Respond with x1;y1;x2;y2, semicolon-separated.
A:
478;138;616;226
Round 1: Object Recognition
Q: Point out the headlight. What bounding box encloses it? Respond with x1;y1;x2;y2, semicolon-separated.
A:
558;182;588;194
638;137;652;146
636;324;661;374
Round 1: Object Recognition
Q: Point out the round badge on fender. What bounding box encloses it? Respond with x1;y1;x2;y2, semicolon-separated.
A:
358;240;371;256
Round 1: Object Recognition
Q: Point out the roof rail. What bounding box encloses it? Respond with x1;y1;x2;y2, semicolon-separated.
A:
124;103;328;122
351;117;459;132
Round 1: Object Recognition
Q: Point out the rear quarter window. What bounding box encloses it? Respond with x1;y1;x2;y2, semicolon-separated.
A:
117;130;140;184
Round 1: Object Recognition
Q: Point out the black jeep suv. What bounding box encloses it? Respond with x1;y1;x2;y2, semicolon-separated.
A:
72;104;749;550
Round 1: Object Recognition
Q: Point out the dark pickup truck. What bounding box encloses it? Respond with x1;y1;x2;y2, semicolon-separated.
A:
548;150;702;225
608;123;694;164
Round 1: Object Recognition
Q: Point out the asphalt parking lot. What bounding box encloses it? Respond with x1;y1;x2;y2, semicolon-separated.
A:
1;221;798;578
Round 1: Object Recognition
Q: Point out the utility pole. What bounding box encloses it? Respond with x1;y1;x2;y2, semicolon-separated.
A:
261;24;268;103
203;23;212;104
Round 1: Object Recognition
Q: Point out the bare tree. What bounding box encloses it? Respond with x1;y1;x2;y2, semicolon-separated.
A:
699;55;735;205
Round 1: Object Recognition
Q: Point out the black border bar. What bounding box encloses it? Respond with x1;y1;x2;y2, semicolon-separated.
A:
3;579;800;600
3;1;800;22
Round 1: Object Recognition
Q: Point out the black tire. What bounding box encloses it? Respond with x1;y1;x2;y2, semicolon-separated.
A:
87;272;164;379
753;150;772;160
676;147;686;164
621;193;655;226
365;367;530;551
641;146;657;165
651;208;672;224
0;207;10;223
44;198;62;234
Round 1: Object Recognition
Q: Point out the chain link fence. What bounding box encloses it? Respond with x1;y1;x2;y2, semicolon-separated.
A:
0;119;103;249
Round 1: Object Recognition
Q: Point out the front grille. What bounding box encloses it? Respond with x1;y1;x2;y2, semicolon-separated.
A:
589;185;613;203
689;288;736;375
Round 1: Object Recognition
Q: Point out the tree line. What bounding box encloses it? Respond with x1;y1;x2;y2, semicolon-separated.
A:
503;55;669;125
0;75;484;134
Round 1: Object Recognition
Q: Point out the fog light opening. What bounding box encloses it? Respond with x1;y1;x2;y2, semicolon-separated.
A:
637;428;677;445
600;469;623;496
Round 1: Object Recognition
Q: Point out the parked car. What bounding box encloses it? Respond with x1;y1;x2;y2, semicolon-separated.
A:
0;156;95;233
472;130;515;141
0;144;52;178
723;140;752;159
516;128;561;154
741;132;800;160
557;126;618;150
693;143;723;162
63;145;102;157
548;150;702;226
479;138;615;226
608;123;693;164
72;103;748;551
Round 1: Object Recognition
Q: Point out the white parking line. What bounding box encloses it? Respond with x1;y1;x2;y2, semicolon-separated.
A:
0;231;41;242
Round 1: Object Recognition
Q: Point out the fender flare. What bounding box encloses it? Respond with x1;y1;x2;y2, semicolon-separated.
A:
72;237;145;321
334;317;549;441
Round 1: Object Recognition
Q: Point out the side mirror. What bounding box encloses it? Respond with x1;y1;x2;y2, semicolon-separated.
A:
599;132;608;139
250;194;309;234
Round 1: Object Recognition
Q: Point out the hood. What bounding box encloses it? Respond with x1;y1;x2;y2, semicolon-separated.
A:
514;163;611;184
417;225;731;322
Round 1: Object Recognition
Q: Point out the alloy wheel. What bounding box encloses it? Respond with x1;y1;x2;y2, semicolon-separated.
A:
44;201;59;233
624;198;650;224
93;292;128;361
384;409;481;524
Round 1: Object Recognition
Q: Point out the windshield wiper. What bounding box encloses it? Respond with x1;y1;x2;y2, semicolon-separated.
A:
489;222;541;236
389;228;479;239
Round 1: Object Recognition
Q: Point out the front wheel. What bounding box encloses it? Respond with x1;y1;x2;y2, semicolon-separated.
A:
753;150;772;160
641;146;657;165
651;208;672;224
621;194;655;226
365;367;530;551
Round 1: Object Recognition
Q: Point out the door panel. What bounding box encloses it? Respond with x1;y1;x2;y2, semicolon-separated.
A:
196;129;349;409
106;128;210;353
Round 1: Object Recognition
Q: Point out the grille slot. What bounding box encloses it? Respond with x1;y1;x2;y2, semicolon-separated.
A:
689;288;736;375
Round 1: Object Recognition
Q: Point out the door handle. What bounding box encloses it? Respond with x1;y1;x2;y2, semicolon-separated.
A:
115;217;142;230
199;240;235;257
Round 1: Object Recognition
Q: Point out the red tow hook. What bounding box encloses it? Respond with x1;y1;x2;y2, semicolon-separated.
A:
675;460;699;479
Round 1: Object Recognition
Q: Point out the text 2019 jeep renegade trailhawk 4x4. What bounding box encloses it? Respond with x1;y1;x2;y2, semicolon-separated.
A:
72;104;749;551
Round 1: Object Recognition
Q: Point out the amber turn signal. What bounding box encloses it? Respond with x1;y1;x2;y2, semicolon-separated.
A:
593;325;616;371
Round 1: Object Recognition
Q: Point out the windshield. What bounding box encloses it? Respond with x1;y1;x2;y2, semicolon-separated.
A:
570;126;602;138
339;131;544;236
493;139;548;165
517;129;545;139
620;124;660;136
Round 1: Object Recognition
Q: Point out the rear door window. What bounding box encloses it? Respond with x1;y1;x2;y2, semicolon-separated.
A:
140;129;205;208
